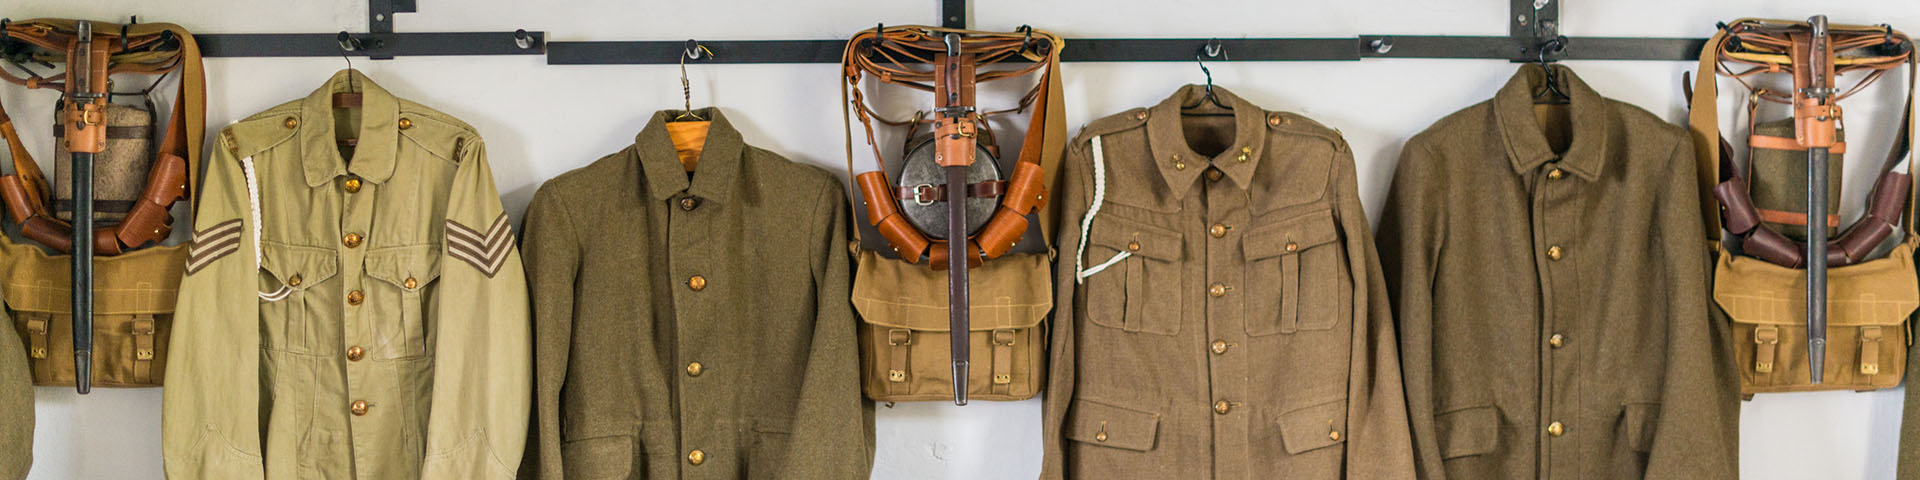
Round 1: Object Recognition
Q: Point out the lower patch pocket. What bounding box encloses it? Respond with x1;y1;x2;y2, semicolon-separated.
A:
1436;405;1500;460
561;434;635;480
1066;399;1162;452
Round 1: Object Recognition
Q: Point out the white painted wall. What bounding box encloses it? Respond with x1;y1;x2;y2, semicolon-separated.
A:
3;1;1917;478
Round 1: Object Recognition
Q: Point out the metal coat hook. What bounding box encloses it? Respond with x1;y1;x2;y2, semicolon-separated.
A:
514;29;534;50
1370;37;1394;54
684;39;705;60
337;31;362;52
1202;38;1224;59
1191;39;1230;111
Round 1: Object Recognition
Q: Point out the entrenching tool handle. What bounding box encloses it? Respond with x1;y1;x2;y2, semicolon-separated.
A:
65;20;109;394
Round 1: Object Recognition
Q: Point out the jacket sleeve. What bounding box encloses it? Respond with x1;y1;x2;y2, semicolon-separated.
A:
419;139;533;480
162;131;268;479
1645;136;1739;478
775;179;876;479
0;293;32;480
1038;139;1091;480
1331;144;1416;478
1375;140;1448;480
517;181;576;479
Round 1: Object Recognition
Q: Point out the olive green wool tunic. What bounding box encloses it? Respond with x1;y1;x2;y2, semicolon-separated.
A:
518;109;874;480
1377;64;1740;479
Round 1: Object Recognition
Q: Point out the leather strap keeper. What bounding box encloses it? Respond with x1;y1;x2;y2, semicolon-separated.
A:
1755;325;1780;373
1859;325;1883;375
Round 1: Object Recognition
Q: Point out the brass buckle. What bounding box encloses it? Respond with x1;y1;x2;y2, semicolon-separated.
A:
888;328;912;346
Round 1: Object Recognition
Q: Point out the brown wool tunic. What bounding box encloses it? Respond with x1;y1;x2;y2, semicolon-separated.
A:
1040;85;1414;479
518;109;874;480
1377;64;1740;479
0;300;27;480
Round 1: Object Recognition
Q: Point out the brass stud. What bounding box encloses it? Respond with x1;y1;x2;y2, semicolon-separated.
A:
1175;161;1187;170
136;349;154;360
1329;430;1342;441
887;370;907;382
1206;169;1224;181
343;232;364;248
1127;241;1141;252
397;117;413;130
1095;431;1109;442
283;117;299;129
30;348;46;359
1863;363;1881;375
1210;224;1228;238
1268;115;1283;126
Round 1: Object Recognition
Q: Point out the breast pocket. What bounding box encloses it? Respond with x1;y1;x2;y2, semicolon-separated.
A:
259;243;339;354
1083;215;1184;336
1242;210;1348;336
365;246;441;360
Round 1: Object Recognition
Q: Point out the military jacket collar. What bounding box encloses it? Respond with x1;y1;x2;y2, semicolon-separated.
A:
1145;84;1271;199
298;68;401;187
634;108;745;205
1491;64;1611;181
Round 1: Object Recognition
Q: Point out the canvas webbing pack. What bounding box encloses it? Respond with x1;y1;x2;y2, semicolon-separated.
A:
1688;17;1918;394
840;25;1065;404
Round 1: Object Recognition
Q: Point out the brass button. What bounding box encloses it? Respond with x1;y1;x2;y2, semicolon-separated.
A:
1547;421;1565;437
680;197;701;211
344;178;362;193
283;116;299;129
1175;161;1187;171
687;362;704;377
343;232;363;248
1095;431;1109;442
1206;169;1224;181
397;117;413;130
688;275;707;291
688;449;707;465
347;290;364;306
288;274;303;287
1329;430;1342;441
1547;245;1564;261
1209;284;1227;297
1209;224;1229;238
1548;334;1565;348
1214;400;1232;415
1268;115;1283;126
1134;110;1148;121
1236;154;1248;163
347;346;365;361
351;400;370;416
1285;242;1299;253
1211;340;1229;355
1127;241;1141;252
403;277;418;289
1547;168;1565;180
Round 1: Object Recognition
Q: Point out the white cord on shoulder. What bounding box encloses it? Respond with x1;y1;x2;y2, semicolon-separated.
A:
1075;136;1130;283
241;156;273;302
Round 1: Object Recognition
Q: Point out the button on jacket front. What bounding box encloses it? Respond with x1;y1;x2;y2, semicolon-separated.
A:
161;69;532;479
1377;64;1739;479
1040;85;1414;479
518;109;874;480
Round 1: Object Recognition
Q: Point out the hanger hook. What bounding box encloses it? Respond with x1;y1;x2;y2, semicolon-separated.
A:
1195;53;1215;95
1203;38;1223;59
1536;35;1567;64
1017;25;1033;54
336;32;356;72
514;29;534;50
684;39;703;60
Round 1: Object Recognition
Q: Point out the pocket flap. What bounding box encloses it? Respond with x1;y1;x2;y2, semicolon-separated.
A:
365;246;442;290
1279;398;1348;455
1243;209;1339;261
1066;399;1160;452
1;242;186;315
853;251;1050;332
1088;215;1183;261
560;435;634;480
1622;402;1659;453
1712;245;1919;327
1436;405;1500;459
258;243;339;293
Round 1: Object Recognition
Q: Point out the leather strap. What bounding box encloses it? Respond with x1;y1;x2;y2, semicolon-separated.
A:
0;19;204;255
1750;134;1847;154
896;180;1007;204
886;328;911;396
1860;325;1884;376
990;328;1015;395
1755;208;1841;228
131;314;155;383
1755;325;1780;373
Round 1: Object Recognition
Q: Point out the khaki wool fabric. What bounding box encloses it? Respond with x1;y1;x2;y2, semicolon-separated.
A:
1377;64;1739;479
1041;85;1415;479
1904;338;1920;478
162;69;532;479
0;297;28;480
518;109;874;480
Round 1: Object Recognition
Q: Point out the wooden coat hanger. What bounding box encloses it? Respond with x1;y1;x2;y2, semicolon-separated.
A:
668;40;716;172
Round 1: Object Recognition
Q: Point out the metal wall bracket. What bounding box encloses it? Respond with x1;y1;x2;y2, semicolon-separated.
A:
366;0;419;59
942;0;967;29
199;31;545;57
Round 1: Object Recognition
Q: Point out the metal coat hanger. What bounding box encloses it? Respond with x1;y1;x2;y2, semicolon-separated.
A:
1182;39;1233;116
333;32;362;147
675;39;715;121
1533;35;1571;105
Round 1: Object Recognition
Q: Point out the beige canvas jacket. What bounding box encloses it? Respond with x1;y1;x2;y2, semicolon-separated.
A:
1041;85;1415;479
161;69;531;479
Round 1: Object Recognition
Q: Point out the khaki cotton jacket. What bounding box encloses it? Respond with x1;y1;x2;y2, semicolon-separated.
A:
0;297;28;480
1041;86;1414;479
1377;64;1739;479
161;69;531;479
518;109;873;480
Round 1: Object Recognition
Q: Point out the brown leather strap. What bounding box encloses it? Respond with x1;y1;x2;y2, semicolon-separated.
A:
1750;134;1847;154
896;180;1007;204
1755;208;1841;228
886;328;911;395
24;314;49;361
990;328;1015;395
1860;326;1884;376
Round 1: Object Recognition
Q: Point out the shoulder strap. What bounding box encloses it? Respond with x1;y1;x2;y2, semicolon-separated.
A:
1689;23;1738;242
